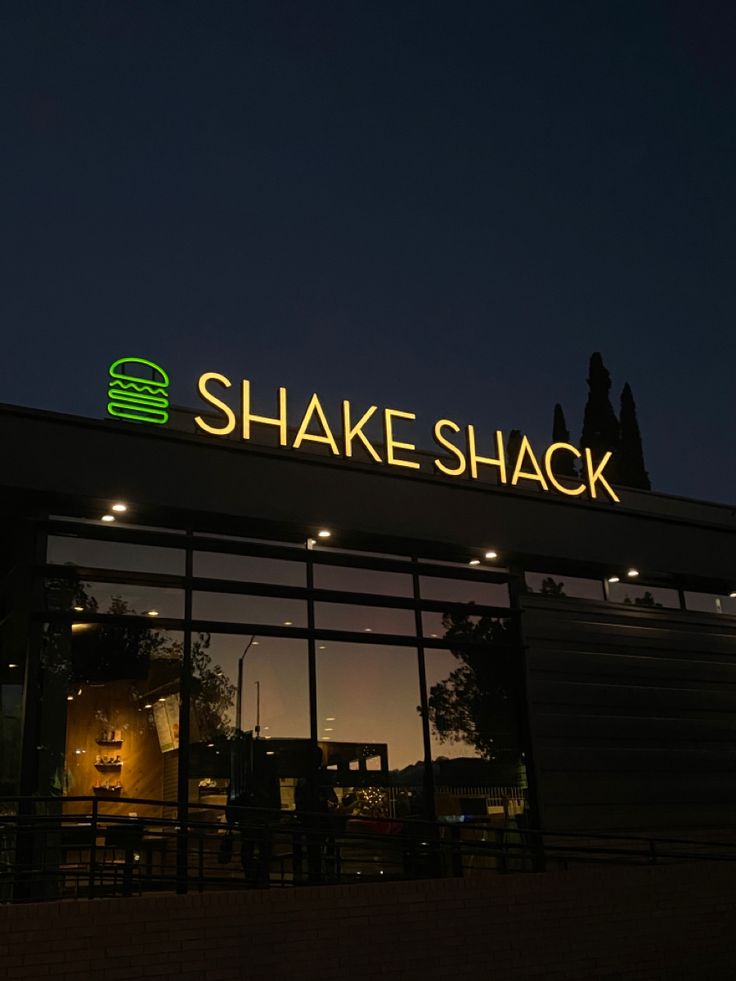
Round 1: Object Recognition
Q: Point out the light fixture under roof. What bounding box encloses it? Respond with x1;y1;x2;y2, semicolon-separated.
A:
8;663;18;669
730;592;736;599
484;551;498;560
112;502;128;513
627;568;639;578
469;559;480;566
283;620;293;626
147;610;160;617
73;605;84;612
101;514;115;523
608;576;620;584
317;529;331;539
144;703;153;709
158;697;166;702
67;695;74;701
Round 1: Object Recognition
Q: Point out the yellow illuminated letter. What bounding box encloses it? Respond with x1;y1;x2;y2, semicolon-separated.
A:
543;443;585;496
511;436;549;490
433;419;467;477
467;427;507;482
293;394;340;456
383;409;420;470
195;372;236;436
241;380;288;446
342;401;381;462
584;449;620;503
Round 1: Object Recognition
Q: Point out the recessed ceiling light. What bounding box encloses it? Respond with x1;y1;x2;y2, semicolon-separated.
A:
317;529;331;539
73;605;84;612
111;503;127;513
147;610;159;617
158;697;166;702
283;620;293;626
608;577;620;584
318;645;326;650
67;695;74;701
325;717;335;721
144;703;153;709
101;514;115;523
364;627;372;632
207;742;214;748
324;728;333;732
484;551;498;560
627;568;639;578
266;750;275;756
8;663;18;669
729;592;736;599
469;559;480;566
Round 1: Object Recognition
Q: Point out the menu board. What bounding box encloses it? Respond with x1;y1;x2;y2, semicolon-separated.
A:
153;694;180;753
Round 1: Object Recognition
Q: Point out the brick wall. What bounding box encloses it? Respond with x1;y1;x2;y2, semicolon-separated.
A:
2;862;736;980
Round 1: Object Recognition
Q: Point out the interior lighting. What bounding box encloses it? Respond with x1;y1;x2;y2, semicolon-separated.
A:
283;620;293;626
158;697;166;702
144;703;153;709
319;645;326;650
147;610;160;617
101;514;115;523
111;503;128;512
266;751;275;756
364;627;372;632
67;695;74;701
469;559;480;566
730;592;736;599
324;728;334;732
8;663;18;669
484;551;498;560
607;577;620;584
317;529;331;539
207;743;214;748
252;641;260;646
325;717;336;721
627;568;639;578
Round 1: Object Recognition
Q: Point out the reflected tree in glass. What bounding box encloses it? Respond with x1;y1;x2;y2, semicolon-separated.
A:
427;608;523;773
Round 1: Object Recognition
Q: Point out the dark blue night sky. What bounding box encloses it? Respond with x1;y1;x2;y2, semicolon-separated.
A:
2;1;735;502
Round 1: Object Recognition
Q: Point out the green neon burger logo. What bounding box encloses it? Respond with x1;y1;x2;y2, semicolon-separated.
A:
107;357;170;425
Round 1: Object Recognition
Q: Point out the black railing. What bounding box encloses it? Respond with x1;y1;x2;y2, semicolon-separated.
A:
2;795;736;904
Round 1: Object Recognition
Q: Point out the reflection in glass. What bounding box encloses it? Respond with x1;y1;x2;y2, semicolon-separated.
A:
525;573;603;601
425;612;527;822
419;576;508;606
47;536;184;575
314;603;415;635
313;564;412;597
194;552;305;587
608;583;679;608
192;592;307;627
45;579;183;619
38;624;183;819
684;592;736;616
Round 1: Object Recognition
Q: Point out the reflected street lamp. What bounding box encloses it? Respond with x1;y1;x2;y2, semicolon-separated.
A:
235;635;256;732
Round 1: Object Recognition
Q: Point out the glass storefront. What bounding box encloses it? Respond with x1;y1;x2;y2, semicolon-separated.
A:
26;519;530;831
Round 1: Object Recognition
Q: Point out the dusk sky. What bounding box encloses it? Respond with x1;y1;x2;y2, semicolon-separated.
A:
3;2;736;502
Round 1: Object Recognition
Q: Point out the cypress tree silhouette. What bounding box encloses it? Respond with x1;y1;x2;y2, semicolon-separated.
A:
551;403;577;477
506;429;522;474
618;382;651;490
580;353;620;479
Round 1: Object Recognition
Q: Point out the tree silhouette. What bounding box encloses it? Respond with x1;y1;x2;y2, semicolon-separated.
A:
580;353;620;480
618;382;651;490
551;403;577;477
427;609;523;766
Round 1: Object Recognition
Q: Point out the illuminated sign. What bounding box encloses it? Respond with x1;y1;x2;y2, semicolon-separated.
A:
194;372;620;503
107;358;169;425
105;359;618;502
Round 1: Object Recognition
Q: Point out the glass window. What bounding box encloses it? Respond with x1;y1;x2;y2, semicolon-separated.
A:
313;564;413;597
193;592;307;628
37;624;183;823
419;576;508;606
317;642;423;782
607;583;680;609
194;551;305;587
315;602;416;635
525;573;603;601
45;579;184;619
47;536;184;575
684;592;736;615
425;634;528;823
